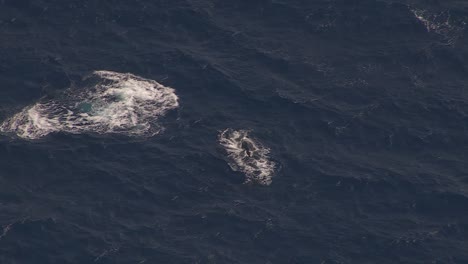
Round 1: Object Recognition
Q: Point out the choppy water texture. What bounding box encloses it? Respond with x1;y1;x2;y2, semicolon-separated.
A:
1;0;468;264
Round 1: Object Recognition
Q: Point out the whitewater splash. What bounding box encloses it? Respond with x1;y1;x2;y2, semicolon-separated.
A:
219;129;276;185
0;71;179;139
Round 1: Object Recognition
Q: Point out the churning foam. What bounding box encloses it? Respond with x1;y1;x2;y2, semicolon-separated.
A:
219;129;276;185
0;71;179;139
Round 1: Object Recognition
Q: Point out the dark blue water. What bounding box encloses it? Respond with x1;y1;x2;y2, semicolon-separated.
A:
1;0;468;263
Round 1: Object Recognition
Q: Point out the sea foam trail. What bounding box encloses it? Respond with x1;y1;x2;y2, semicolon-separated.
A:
0;71;179;139
219;129;276;185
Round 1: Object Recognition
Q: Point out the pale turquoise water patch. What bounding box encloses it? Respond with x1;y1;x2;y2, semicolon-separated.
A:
77;102;93;113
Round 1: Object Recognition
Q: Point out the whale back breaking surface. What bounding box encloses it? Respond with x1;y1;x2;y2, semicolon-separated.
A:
219;129;276;185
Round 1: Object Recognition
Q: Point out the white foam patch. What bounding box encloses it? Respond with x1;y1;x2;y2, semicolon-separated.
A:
412;9;439;32
0;70;179;139
219;129;276;185
411;9;465;44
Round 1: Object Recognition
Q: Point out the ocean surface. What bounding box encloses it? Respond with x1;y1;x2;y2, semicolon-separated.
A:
1;0;468;263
